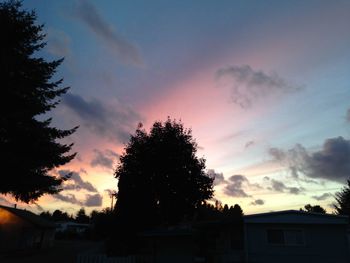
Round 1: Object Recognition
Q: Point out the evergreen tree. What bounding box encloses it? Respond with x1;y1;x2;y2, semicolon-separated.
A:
0;1;77;202
334;180;350;216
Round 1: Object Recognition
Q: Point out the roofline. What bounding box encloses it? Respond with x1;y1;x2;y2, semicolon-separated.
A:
0;205;55;228
244;209;349;219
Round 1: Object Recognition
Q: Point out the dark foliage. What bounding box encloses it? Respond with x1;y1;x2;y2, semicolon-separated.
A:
40;209;72;222
0;1;77;202
39;211;53;220
195;202;244;221
334;180;350;216
90;208;116;239
301;204;326;214
76;208;90;224
115;119;214;226
52;209;72;221
113;119;214;254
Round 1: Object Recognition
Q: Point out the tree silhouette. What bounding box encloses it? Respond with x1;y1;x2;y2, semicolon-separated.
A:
0;1;77;202
39;211;52;220
195;202;244;221
76;208;90;223
334;180;350;216
52;209;71;221
230;204;244;217
301;204;326;214
115;119;214;228
90;208;115;239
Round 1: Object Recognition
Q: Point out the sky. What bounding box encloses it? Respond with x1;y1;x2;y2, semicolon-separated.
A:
1;0;350;215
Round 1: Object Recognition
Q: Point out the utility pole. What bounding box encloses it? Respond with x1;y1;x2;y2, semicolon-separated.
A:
105;190;117;211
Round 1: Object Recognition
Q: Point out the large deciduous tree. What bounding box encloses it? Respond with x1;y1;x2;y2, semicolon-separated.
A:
0;1;77;202
115;119;214;228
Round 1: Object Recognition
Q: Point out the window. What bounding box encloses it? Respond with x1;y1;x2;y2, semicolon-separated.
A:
266;229;304;246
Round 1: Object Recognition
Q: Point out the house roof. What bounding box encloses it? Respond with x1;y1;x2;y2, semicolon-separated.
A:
244;210;349;225
0;205;55;228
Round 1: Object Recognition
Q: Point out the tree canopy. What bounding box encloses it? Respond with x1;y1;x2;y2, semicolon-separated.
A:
301;204;326;214
196;202;244;221
115;119;214;227
75;208;90;224
0;1;77;202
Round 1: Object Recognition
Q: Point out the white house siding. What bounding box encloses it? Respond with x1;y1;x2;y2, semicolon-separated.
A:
245;223;349;263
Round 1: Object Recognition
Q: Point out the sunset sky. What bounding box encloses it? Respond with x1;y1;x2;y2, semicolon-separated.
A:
1;0;350;215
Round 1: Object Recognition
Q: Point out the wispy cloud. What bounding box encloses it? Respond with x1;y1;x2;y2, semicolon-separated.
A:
58;169;97;192
250;199;265;206
55;193;103;207
74;0;143;65
85;193;103;206
216;65;302;109
268;147;287;162
207;169;226;186
0;195;12;206
312;193;332;201
224;175;251;197
55;193;82;205
91;149;119;169
63;93;142;142
46;28;71;57
264;177;304;195
55;169;103;207
245;140;255;149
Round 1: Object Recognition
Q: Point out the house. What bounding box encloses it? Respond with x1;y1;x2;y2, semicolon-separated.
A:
141;225;195;263
55;221;90;239
55;221;90;234
0;205;55;252
140;210;350;263
141;219;244;263
244;210;350;263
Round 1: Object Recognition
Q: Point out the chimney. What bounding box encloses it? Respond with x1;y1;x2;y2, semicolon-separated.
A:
14;204;17;209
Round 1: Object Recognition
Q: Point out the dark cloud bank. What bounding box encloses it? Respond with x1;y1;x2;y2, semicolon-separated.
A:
269;136;350;183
